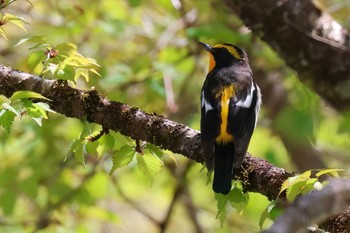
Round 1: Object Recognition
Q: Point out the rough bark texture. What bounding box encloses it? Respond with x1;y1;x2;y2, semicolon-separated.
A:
223;2;350;230
236;154;292;200
264;178;350;233
226;0;350;112
320;207;350;233
0;64;290;200
220;2;350;231
1;65;349;231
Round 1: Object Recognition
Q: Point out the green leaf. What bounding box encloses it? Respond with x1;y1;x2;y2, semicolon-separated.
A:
316;169;344;178
75;68;89;82
33;103;48;119
214;182;249;225
31;117;42;126
75;142;86;166
279;170;312;196
259;202;275;229
2;13;29;32
279;180;291;196
145;143;164;158
228;185;249;214
269;204;284;221
15;36;47;47
89;68;101;77
55;66;75;81
301;178;318;195
42;63;58;77
66;138;83;161
65;121;91;162
20;99;40;117
80;120;92;138
302;170;312;177
34;102;56;113
286;180;306;202
0;109;16;133
136;151;163;184
10;91;50;102
55;42;77;56
16;38;100;82
57;51;100;82
2;102;20;118
85;140;99;155
215;193;229;227
109;146;135;175
259;201;284;230
96;134;115;156
259;204;270;230
27;51;45;73
21;99;49;125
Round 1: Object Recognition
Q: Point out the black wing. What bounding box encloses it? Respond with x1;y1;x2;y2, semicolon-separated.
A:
200;90;220;171
228;84;260;167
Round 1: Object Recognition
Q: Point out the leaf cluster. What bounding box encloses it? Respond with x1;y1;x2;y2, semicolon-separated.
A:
0;91;54;132
258;168;345;229
16;36;100;82
66;121;165;184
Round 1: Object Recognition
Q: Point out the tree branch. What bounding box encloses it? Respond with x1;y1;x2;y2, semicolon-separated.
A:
0;65;203;162
0;64;289;200
226;0;350;112
1;64;349;230
263;178;350;233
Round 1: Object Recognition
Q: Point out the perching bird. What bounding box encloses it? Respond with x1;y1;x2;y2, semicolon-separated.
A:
199;42;261;195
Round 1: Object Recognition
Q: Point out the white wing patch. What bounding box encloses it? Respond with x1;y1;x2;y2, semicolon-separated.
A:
201;91;213;114
236;85;254;108
254;85;262;127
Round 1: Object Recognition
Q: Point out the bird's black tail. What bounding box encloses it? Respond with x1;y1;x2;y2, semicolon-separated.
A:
213;143;234;195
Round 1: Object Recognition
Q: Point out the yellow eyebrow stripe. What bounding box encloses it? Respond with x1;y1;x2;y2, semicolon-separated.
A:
216;85;235;144
213;44;241;60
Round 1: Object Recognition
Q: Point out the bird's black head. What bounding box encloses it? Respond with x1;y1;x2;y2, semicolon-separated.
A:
199;42;248;72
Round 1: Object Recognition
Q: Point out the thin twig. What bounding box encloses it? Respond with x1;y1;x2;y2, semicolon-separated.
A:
283;12;348;50
182;188;203;233
160;161;194;233
112;176;160;225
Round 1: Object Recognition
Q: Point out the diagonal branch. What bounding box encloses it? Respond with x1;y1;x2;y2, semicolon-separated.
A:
225;0;350;112
0;64;289;200
0;64;349;230
0;65;203;163
263;178;350;233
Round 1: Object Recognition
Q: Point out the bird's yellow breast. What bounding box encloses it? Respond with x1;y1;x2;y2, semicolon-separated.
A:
215;85;235;144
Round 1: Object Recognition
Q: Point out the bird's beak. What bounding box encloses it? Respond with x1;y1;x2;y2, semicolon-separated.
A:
199;42;214;53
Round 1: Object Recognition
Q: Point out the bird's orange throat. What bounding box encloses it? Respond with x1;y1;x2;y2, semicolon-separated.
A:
208;53;216;73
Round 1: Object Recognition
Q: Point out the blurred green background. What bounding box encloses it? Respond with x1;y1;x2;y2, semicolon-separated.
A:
1;0;350;232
